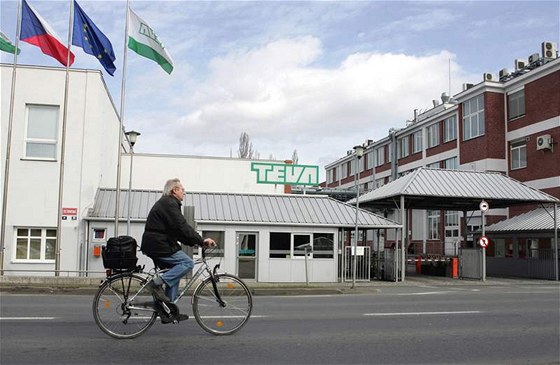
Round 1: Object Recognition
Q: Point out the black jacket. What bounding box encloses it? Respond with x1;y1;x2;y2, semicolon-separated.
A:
141;195;203;258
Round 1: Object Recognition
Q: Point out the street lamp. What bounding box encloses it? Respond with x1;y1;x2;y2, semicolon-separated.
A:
125;130;140;236
352;144;365;288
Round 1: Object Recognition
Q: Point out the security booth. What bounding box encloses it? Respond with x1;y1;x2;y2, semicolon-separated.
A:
353;168;559;282
84;189;401;283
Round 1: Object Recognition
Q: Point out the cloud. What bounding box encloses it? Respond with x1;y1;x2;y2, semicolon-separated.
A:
128;36;474;171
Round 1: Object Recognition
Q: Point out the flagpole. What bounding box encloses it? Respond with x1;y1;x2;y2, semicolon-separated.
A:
114;0;131;236
54;0;74;276
0;0;23;276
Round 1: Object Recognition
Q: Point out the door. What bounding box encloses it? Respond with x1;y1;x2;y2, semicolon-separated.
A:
237;232;258;280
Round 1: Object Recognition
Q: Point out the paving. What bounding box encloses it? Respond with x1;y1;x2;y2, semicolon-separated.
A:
0;273;557;296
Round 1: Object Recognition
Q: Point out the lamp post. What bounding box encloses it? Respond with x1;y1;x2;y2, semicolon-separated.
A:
352;144;365;288
125;130;140;236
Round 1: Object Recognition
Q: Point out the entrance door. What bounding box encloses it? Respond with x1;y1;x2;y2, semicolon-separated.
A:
237;232;258;280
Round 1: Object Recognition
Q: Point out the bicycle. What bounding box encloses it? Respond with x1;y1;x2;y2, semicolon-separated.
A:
93;246;253;339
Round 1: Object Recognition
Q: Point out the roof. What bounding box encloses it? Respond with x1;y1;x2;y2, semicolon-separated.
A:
485;205;560;233
87;189;402;229
352;168;559;210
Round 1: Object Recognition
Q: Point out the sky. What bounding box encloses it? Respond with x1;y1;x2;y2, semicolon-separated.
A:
1;0;559;181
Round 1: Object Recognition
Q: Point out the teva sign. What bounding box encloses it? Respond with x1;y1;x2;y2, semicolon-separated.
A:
251;162;319;185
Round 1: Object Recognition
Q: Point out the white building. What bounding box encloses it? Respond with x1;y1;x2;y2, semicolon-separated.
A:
1;64;399;281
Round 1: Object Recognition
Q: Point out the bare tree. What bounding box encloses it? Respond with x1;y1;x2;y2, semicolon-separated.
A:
291;149;299;165
237;132;254;159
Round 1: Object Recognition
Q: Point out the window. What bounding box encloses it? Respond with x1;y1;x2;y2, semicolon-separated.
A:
293;234;311;258
463;94;485;140
443;157;458;170
375;147;384;166
443;115;457;143
387;144;392;163
426;161;440;169
427;123;439;148
375;177;385;188
15;228;56;261
445;211;459;238
201;231;224;257
25;105;59;159
508;89;525;120
366;151;374;169
528;239;539;258
398;136;409;158
413;131;422;153
427;210;440;240
348;160;354;177
510;141;527;170
313;233;334;259
341;163;347;178
270;232;291;258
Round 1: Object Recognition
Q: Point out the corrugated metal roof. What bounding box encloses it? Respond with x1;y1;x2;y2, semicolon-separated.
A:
486;205;560;233
353;168;559;210
87;189;401;228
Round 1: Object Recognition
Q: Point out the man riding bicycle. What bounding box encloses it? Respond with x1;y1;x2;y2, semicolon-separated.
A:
141;178;215;323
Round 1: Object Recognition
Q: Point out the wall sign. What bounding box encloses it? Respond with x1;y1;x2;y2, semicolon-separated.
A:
251;162;319;185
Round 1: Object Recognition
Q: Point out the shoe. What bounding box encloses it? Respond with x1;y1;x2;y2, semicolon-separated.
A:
148;281;170;302
161;314;189;324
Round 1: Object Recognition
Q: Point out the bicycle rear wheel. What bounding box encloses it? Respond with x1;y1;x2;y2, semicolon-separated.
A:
192;273;253;335
93;273;158;339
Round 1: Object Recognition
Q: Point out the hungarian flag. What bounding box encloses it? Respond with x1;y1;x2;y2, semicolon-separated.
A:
127;8;173;74
20;0;74;66
0;31;20;54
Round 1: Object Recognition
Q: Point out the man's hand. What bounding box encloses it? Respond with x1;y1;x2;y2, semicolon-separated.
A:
203;238;216;247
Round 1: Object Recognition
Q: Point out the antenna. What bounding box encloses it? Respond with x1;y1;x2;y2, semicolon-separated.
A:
448;58;451;96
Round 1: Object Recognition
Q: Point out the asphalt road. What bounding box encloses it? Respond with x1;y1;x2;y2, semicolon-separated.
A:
1;284;559;365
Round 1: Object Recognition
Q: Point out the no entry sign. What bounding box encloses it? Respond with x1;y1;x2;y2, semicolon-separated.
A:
479;236;489;248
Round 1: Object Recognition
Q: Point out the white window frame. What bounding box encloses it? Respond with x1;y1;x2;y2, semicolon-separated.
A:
443;115;457;143
387;144;392;163
14;228;57;262
428;123;439;148
341;163;347;178
463;94;485;141
366;151;374;169
413;131;422;153
444;157;458;170
510;141;527;170
399;136;409;159
375;147;385;166
508;89;525;120
24;104;59;160
445;211;459;238
427;210;440;240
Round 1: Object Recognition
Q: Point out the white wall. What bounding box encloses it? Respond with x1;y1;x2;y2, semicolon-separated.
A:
121;153;285;194
1;65;120;275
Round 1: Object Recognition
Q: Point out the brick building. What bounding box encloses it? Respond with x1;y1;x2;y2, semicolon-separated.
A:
324;41;559;256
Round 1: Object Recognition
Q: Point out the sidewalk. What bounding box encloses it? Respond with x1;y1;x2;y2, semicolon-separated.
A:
0;274;557;296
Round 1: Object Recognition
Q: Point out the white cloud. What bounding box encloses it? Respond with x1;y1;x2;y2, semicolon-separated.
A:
130;36;475;176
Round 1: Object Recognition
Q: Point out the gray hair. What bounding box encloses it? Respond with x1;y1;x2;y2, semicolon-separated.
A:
163;178;181;196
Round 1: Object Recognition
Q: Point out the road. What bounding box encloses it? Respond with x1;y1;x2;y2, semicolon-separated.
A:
1;284;559;365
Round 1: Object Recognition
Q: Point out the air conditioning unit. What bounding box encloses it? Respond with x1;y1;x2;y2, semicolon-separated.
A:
499;68;509;79
483;73;493;81
462;83;474;91
542;41;557;59
536;134;553;150
528;53;540;64
515;59;526;71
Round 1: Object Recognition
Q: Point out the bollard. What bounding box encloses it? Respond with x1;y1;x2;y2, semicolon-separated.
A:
451;257;459;279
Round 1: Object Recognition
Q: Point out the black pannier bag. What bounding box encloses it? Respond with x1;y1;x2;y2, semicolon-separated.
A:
101;236;138;270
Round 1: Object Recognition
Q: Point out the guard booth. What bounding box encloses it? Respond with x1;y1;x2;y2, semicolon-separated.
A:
351;168;559;282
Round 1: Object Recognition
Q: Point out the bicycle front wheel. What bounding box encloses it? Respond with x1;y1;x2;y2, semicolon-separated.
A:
93;273;158;339
192;273;253;335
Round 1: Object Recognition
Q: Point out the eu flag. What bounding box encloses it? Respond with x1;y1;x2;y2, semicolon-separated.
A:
72;0;116;75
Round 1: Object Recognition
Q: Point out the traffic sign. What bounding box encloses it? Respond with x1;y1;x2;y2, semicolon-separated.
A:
479;200;489;212
479;236;489;248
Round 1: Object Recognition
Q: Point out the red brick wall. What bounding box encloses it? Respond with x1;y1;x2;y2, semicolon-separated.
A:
460;92;506;164
398;150;423;165
508;70;560;131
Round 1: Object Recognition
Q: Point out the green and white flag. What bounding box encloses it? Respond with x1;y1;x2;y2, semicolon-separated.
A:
127;8;174;74
0;31;20;55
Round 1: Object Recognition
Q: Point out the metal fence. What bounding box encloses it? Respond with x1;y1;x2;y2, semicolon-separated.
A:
343;246;371;282
383;248;401;281
460;248;482;280
487;249;558;280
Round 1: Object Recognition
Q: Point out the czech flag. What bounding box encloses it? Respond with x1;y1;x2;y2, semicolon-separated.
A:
20;0;74;66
